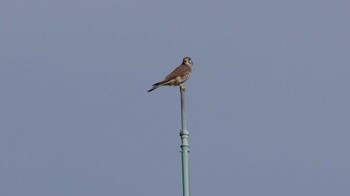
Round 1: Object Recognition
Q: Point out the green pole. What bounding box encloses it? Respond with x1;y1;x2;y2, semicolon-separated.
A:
180;89;191;196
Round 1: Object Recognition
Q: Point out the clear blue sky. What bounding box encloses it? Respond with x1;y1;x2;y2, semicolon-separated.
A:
1;1;349;195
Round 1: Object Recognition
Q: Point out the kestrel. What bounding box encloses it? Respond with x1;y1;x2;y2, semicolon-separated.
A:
147;57;193;92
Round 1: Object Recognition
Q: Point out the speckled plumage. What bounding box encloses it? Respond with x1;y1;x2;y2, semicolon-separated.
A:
148;57;193;92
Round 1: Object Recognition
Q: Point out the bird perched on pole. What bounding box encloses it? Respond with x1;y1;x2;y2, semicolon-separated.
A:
147;57;193;92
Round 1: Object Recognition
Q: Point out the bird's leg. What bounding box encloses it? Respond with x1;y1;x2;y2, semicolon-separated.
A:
179;85;187;92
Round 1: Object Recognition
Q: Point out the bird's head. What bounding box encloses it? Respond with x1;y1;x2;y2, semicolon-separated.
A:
182;57;193;66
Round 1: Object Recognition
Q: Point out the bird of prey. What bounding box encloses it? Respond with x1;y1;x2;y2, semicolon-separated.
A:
147;57;193;92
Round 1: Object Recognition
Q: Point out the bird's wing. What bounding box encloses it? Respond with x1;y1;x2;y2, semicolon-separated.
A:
164;64;191;81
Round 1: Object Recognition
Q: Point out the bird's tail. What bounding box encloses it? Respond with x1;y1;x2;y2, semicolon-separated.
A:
147;85;158;92
147;82;164;92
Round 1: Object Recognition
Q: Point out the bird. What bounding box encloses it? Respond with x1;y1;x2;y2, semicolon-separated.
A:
147;57;193;92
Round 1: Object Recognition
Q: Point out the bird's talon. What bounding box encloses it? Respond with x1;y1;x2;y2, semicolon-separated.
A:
180;86;187;92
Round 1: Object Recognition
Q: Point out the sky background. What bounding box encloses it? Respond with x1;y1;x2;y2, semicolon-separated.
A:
1;0;350;195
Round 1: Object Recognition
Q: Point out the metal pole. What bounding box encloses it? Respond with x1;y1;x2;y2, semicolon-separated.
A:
180;89;191;196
